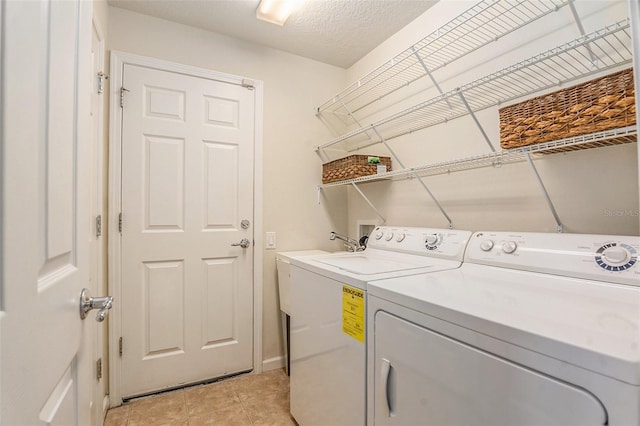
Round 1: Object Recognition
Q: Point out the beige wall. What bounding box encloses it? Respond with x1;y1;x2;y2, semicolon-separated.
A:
107;6;349;369
342;0;639;237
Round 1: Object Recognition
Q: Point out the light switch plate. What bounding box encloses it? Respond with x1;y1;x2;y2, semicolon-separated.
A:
266;232;276;249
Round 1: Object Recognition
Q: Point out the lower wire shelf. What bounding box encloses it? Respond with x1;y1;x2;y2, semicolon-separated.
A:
319;126;637;188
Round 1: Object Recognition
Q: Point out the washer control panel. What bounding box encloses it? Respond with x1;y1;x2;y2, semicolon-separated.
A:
368;226;472;261
467;231;640;287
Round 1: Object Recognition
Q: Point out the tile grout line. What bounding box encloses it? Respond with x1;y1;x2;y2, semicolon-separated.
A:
231;379;255;425
183;389;190;426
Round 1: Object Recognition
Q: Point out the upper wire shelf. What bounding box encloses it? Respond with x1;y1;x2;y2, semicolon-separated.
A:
316;19;632;153
316;0;569;116
319;126;637;188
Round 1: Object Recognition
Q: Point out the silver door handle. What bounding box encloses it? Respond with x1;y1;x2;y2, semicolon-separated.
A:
231;238;251;249
381;358;393;417
79;288;113;322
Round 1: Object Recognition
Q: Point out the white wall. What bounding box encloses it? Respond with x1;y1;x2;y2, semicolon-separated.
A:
107;6;349;369
341;0;639;237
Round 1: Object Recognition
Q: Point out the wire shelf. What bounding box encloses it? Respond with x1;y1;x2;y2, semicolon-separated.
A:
316;19;632;153
316;0;569;116
319;126;637;188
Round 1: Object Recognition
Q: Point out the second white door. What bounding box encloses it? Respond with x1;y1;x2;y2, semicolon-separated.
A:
120;63;255;397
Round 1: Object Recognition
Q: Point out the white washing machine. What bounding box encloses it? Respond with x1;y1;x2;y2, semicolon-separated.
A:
367;231;640;426
289;226;472;426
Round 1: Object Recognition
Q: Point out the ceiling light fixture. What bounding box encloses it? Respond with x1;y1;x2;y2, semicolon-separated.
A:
256;0;298;26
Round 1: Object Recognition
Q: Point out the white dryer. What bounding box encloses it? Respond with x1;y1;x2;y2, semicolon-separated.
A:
289;226;471;426
367;231;640;425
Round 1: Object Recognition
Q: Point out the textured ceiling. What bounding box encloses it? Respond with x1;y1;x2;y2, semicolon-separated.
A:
107;0;438;68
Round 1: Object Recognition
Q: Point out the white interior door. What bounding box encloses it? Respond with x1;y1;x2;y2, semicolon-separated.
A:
119;63;255;397
0;0;93;424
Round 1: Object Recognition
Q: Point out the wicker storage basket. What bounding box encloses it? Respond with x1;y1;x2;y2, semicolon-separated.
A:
499;68;636;151
322;155;392;184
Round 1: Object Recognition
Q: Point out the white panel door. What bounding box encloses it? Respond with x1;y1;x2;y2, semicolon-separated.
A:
120;64;255;397
1;0;93;424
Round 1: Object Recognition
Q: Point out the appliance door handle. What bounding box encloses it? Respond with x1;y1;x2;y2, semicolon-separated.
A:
381;358;393;417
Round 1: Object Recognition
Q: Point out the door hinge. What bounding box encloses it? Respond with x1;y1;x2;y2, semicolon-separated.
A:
241;79;255;90
97;71;109;94
119;337;123;357
118;212;123;233
120;87;130;108
96;214;102;238
96;358;103;380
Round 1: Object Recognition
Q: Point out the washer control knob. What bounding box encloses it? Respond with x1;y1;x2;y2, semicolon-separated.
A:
375;231;384;240
502;241;517;254
425;233;441;249
395;233;406;243
602;246;629;264
385;232;394;241
480;239;494;252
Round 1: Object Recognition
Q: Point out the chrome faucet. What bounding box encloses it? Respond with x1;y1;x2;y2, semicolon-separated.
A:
330;231;365;252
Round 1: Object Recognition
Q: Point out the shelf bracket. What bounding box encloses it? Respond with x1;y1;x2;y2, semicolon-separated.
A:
351;183;387;224
525;153;563;233
457;89;496;153
338;98;376;144
568;0;598;67
371;126;454;229
412;47;454;111
412;173;454;229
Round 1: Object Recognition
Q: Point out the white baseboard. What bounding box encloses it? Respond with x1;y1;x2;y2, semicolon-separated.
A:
262;356;285;371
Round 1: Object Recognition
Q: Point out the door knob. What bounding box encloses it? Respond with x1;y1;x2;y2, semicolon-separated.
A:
231;238;251;248
79;288;113;322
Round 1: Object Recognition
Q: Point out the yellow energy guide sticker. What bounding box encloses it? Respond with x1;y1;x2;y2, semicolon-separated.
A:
342;285;365;342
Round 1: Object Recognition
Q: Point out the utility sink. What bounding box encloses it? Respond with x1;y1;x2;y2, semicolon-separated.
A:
275;250;327;375
276;250;328;315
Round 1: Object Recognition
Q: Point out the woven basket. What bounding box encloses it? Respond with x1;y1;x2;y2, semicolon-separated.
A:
322;155;392;184
499;68;636;151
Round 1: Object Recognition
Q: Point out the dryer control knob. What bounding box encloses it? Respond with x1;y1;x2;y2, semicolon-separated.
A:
395;233;406;242
602;246;629;264
480;239;494;251
502;241;517;254
375;231;384;240
385;232;394;241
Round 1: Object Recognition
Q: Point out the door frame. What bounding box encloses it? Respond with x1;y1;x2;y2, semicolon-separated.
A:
91;16;109;423
107;51;264;405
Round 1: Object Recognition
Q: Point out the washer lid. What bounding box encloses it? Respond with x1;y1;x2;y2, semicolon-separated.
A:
368;264;640;385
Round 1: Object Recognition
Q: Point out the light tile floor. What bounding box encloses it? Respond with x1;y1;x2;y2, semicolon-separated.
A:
105;368;295;426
